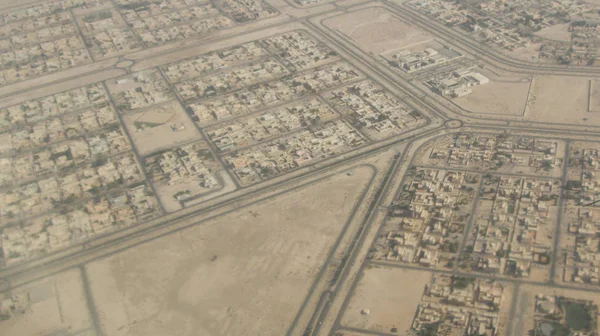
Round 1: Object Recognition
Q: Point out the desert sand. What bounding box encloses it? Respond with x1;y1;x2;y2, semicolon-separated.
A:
525;75;599;125
455;74;531;116
340;266;430;334
85;166;374;336
0;268;95;336
534;24;572;42
323;7;432;55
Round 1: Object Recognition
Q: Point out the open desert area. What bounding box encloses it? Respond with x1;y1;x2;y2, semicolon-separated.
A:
333;331;373;336
0;268;96;336
534;23;573;42
524;75;600;125
507;42;544;63
339;266;430;334
84;165;374;336
323;7;432;55
454;72;532;116
588;79;600;112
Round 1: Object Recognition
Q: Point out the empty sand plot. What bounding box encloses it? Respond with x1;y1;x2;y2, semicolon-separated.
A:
534;23;572;42
85;166;374;336
525;75;597;125
123;100;201;156
589;79;600;112
0;268;95;336
509;42;543;62
335;331;373;336
455;73;531;116
340;266;431;334
323;7;432;55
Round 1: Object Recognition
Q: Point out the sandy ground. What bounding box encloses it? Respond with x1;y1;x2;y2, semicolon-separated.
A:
0;268;95;336
589;80;600;112
508;43;542;62
529;265;551;283
340;266;430;334
323;7;432;55
123;100;201;156
525;75;600;125
335;332;373;336
511;284;600;336
0;133;10;153
85;165;374;336
534;24;572;42
455;73;531;116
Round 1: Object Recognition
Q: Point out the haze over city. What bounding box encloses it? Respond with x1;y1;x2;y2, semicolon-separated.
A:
0;0;600;335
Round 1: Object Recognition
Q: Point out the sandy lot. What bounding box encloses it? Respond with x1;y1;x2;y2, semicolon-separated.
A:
323;7;432;55
0;268;95;336
340;266;431;334
85;165;374;336
525;75;600;125
123;100;201;156
334;331;373;336
455;73;531;116
534;23;572;42
589;80;600;112
508;42;542;62
511;284;600;336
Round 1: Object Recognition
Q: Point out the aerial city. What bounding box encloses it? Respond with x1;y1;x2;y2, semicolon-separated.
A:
0;0;600;335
